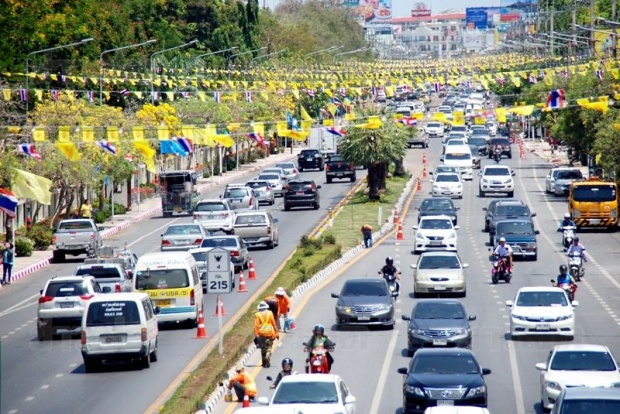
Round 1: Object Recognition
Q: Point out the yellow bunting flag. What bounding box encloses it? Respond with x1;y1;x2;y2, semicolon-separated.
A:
58;126;71;142
132;126;144;141
81;126;94;142
2;89;10;101
253;122;265;137
55;142;81;162
157;125;169;141
32;128;46;142
322;119;334;127
300;106;314;121
133;140;156;173
107;126;120;142
12;168;53;205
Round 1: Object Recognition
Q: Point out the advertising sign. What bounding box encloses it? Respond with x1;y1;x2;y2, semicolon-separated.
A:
463;30;484;49
411;2;431;18
344;0;393;25
500;0;537;20
466;8;489;30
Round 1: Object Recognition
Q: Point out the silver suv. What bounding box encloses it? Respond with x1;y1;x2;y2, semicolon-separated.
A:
37;275;102;340
193;199;236;233
221;184;259;210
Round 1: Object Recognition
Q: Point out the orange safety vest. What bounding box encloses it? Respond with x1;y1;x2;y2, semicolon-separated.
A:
255;311;277;338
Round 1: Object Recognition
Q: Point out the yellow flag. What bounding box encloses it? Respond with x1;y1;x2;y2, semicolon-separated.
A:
213;134;234;147
132;126;144;141
158;125;169;141
344;113;356;121
227;123;241;132
12;168;53;205
301;120;313;131
182;125;196;141
58;126;71;142
322;119;334;127
276;122;288;135
300;106;313;121
134;141;156;173
55;142;81;161
286;130;309;141
2;89;10;101
253;122;265;137
32;128;46;142
495;108;507;123
474;116;486;125
453;111;465;126
107;126;120;142
326;103;337;116
81;126;94;142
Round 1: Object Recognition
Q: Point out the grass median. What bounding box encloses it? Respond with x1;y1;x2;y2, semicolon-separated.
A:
160;174;409;413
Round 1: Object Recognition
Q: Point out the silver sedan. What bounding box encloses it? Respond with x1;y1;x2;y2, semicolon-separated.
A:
245;180;275;206
160;223;207;251
257;173;286;197
275;162;300;181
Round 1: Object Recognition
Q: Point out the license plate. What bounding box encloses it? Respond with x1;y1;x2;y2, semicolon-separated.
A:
60;302;74;309
105;335;123;343
175;240;190;245
157;299;171;307
536;324;550;330
589;219;601;225
307;158;313;161
296;191;305;195
232;199;242;203
433;339;448;346
174;207;182;212
433;286;447;291
357;316;371;321
437;400;454;406
336;173;343;177
430;241;442;246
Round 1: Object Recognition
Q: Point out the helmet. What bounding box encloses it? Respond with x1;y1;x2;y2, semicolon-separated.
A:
385;256;394;265
282;357;293;369
313;324;325;335
499;237;506;242
257;301;269;311
235;364;244;372
559;264;568;273
275;287;286;296
564;213;571;219
573;236;579;242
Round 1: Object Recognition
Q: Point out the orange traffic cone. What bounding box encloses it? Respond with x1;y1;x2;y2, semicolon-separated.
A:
242;394;250;407
393;208;399;224
422;166;427;178
422;153;427;164
247;258;258;280
238;272;248;292
213;295;227;316
396;221;404;240
195;310;208;339
416;178;422;191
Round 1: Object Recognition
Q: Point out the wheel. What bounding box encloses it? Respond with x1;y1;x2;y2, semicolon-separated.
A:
284;204;291;211
141;352;151;369
461;291;467;297
149;340;158;362
508;153;512;159
484;221;489;232
53;251;65;263
37;325;53;341
313;203;320;210
492;274;499;284
326;177;332;184
298;167;303;172
269;200;274;206
266;241;274;249
532;253;538;261
84;358;101;373
489;234;494;245
319;164;324;171
478;188;485;197
407;349;414;357
508;191;514;197
350;176;356;182
243;261;249;270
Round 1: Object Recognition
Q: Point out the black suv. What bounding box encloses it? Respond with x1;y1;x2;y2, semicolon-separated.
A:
283;179;321;211
487;137;512;159
485;200;535;243
297;149;324;171
482;198;519;232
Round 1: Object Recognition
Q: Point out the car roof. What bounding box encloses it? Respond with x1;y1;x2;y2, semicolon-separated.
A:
420;215;454;220
203;235;238;240
495;200;526;207
415;348;475;356
422;197;454;203
561;387;620;400
419;251;459;257
424;407;490;414
518;286;564;293
552;344;611;352
167;223;201;228
88;292;150;303
48;275;94;282
235;211;268;217
197;198;228;204
495;219;533;225
415;298;464;306
483;165;511;170
226;183;248;187
279;373;340;384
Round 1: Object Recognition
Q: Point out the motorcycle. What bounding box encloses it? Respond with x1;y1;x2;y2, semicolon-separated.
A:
551;279;577;302
567;251;584;281
378;271;401;298
303;342;334;374
493;147;502;163
560;226;576;250
491;254;511;284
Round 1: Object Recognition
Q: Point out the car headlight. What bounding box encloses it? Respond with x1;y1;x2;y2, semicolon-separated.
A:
465;385;486;397
410;328;425;335
611;382;620;388
557;314;573;320
416;232;425;240
405;385;425;397
512;314;527;321
453;328;470;335
611;209;618;218
545;381;561;391
446;232;456;239
504;179;512;184
482;178;489;183
527;242;537;250
376;304;391;311
337;306;351;313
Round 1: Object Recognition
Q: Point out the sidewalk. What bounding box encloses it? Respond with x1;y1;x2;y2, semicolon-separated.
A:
6;148;302;285
523;139;570;165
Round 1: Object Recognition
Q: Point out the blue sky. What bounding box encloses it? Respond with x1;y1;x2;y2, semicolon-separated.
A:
268;1;502;16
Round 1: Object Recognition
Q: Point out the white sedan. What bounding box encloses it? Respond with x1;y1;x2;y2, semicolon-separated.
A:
506;287;578;339
431;172;463;199
536;344;620;410
257;374;356;414
412;215;459;254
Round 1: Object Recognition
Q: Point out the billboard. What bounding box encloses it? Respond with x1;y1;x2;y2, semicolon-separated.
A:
500;0;537;21
463;30;484;50
411;2;431;18
466;8;489;30
344;0;393;25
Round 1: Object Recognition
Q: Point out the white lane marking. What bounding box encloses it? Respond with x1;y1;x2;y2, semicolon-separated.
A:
55;374;63;378
25;397;34;402
8;410;17;414
125;217;182;248
369;324;400;414
507;340;526;414
0;293;40;318
40;385;49;390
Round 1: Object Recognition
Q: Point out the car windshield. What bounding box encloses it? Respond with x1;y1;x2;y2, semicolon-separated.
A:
258;174;280;181
224;188;248;198
421;199;455;212
341;281;388;297
436;166;458;174
436;174;460;183
195;202;227;212
471;130;488;136
557;171;583;180
561;400;620;412
135;269;190;290
427;123;441;128
276;163;295;170
272;381;338;404
550;351;617;371
235;214;267;225
516;291;569;307
418;255;461;269
445;153;471;161
496;206;529;217
75;267;120;279
452;126;467;132
45;281;88;297
165;225;202;235
468;138;487;146
496;221;534;235
410;354;480;374
301;151;319;156
485;168;510;176
413;303;466;319
573;185;616;202
200;238;238;248
246;181;269;189
447;140;465;146
85;301;141;327
420;219;453;230
190;252;208;262
491;139;510;146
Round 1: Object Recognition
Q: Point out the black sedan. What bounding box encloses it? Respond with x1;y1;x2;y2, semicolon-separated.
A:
397;348;491;413
402;300;476;356
417;197;459;225
331;278;396;329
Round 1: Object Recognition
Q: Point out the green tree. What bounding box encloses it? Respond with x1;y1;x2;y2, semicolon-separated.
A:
592;112;620;179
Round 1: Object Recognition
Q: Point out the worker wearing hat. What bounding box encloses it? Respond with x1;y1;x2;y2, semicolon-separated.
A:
274;287;292;332
254;301;279;367
227;365;257;402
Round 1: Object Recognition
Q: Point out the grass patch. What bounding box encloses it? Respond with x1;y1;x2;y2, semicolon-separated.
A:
327;174;409;250
160;237;341;414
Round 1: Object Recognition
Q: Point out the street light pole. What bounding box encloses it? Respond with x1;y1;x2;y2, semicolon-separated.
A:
100;39;157;105
227;47;267;69
334;47;369;58
250;49;285;63
25;37;94;121
150;39;198;104
196;46;238;60
306;45;342;57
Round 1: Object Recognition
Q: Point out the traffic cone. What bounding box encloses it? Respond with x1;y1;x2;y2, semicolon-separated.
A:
247;258;258;280
238;272;248;292
396;221;404;240
213;295;227;316
416;178;422;191
422;166;427;178
194;310;208;339
422;153;427;164
242;394;250;407
393;208;399;224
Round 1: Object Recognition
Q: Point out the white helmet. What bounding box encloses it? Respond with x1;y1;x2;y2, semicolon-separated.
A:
257;301;269;311
564;213;571;219
499;237;506;242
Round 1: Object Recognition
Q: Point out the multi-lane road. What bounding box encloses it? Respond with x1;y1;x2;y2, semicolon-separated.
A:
0;162;364;414
212;136;620;414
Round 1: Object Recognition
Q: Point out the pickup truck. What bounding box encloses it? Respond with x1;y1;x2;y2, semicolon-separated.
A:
325;155;356;183
51;219;102;263
231;211;279;249
75;261;132;293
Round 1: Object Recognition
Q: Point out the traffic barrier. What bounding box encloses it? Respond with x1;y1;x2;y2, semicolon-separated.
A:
247;257;258;280
396;220;404;240
237;272;248;292
393;208;399;224
416;178;422;191
242;394;250;407
213;295;227;316
422;153;427;164
422;166;427;178
195;309;208;339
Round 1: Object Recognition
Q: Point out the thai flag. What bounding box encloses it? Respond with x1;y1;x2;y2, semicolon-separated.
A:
182;92;190;100
214;92;221;103
123;154;134;162
560;69;570;78
86;91;95;103
61;75;67;83
51;90;60;101
371;86;377;97
528;75;537;84
0;188;18;218
96;140;117;155
151;92;159;101
246;132;265;145
245;91;253;103
432;82;441;92
19;89;28;101
497;77;506;86
326;127;346;137
546;89;566;110
333;97;342;106
119;89;131;97
539;70;546;78
17;143;42;160
175;137;194;154
399;117;417;127
596;70;604;81
339;87;346;96
308;89;316;98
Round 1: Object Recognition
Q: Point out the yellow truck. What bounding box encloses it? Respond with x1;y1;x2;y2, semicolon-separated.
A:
568;178;618;229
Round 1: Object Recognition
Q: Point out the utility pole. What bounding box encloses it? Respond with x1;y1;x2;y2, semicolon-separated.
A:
613;0;617;58
590;0;596;47
550;0;555;56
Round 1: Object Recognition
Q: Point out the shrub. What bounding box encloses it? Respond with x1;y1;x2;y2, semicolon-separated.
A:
113;203;126;215
299;235;313;248
29;223;53;250
323;233;336;245
14;237;34;257
93;209;111;224
303;247;315;257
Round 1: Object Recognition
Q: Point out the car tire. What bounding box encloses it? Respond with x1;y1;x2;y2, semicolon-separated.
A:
326;177;332;184
508;153;512;159
299;167;303;172
37;325;53;341
319;164;325;171
532;253;538;261
150;339;158;362
461;290;467;298
141;352;151;369
484;221;489;232
313;203;320;210
478;188;485;197
84;358;101;373
284;204;290;211
243;261;249;270
266;241;274;249
53;251;65;263
350;176;356;182
407;349;414;357
508;191;514;197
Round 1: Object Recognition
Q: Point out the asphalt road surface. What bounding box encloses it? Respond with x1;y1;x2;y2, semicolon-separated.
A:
215;136;620;414
0;163;365;414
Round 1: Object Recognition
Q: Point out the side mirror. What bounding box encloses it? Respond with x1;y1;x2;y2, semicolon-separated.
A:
535;230;540;235
316;185;322;189
266;376;273;381
397;367;408;375
468;315;477;321
535;363;547;371
511;171;516;176
462;263;469;268
454;225;460;230
330;293;339;298
482;368;492;375
218;194;223;198
155;306;161;314
482;207;487;211
412;226;419;230
344;395;356;404
455;207;460;211
531;212;537;217
273;218;279;223
478;171;483;176
439;157;444;162
402;314;411;321
40;289;43;295
160;234;164;237
410;264;417;269
257;397;269;405
102;286;112;293
572;300;580;308
505;300;514;307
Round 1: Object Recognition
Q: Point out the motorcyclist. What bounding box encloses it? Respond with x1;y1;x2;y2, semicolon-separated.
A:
552;265;577;287
567;237;587;262
493;143;502;161
557;213;576;231
379;256;401;293
305;324;335;373
493;237;513;273
270;358;298;389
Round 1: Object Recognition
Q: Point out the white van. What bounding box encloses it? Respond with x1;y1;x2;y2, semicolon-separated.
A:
443;145;474;180
80;292;159;372
132;252;203;327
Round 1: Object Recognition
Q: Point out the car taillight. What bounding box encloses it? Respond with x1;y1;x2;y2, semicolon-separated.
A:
311;184;316;190
141;327;147;342
193;214;199;219
115;283;121;293
325;164;330;171
52;235;57;244
248;197;253;207
38;296;53;304
194;239;202;245
190;289;195;306
161;240;171;246
230;250;239;257
293;169;297;174
219;213;229;219
81;330;87;345
286;185;290;191
90;232;95;240
267;226;272;234
80;294;95;300
349;164;354;171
